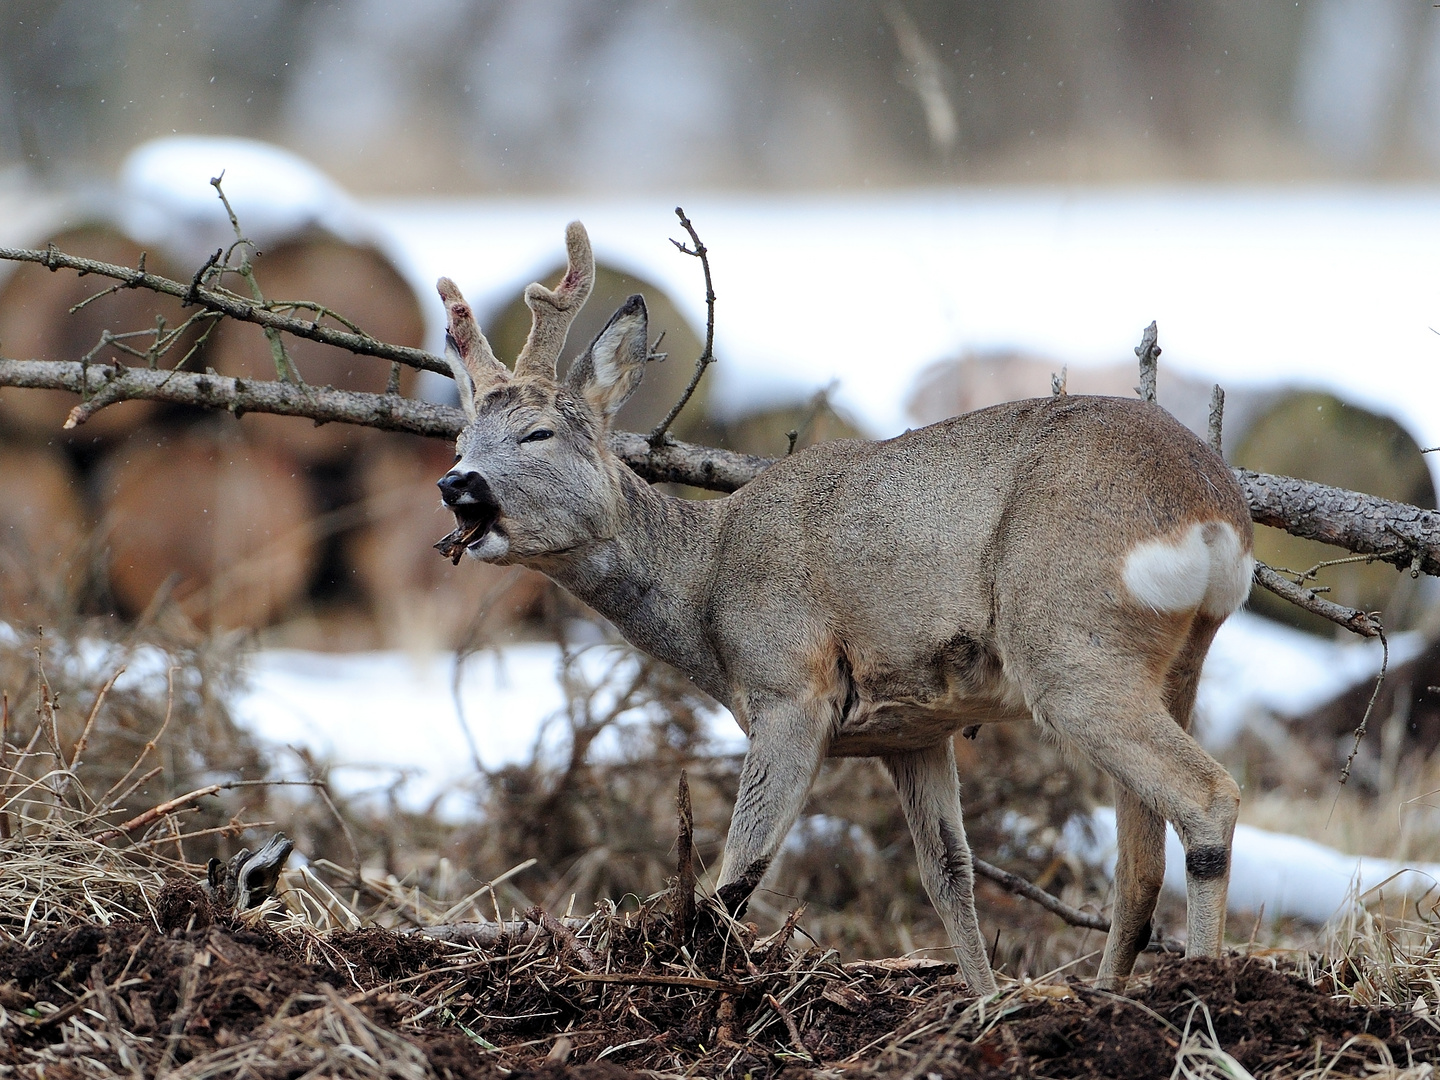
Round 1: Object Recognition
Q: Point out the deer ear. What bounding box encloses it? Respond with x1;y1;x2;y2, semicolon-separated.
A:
567;294;648;423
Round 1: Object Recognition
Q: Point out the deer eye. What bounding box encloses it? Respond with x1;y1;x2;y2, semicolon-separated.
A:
520;428;554;444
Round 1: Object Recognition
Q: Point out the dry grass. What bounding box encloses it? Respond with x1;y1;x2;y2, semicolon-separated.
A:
5;620;1440;1076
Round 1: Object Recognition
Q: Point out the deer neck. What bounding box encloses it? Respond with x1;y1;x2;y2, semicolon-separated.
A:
530;462;725;697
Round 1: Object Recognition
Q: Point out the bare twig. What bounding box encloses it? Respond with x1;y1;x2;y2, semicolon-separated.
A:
0;693;10;841
70;667;124;771
1253;562;1383;638
1134;320;1160;403
971;856;1181;953
92;779;322;843
210;173;300;384
100;668;176;810
0;244;449;375
1337;631;1390;791
648;207;716;446
972;857;1108;932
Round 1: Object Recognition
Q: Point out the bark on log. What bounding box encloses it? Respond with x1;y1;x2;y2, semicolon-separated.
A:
1236;468;1440;578
0;357;1437;581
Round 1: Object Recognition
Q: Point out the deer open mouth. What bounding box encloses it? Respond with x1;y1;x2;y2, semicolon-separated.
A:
435;498;501;565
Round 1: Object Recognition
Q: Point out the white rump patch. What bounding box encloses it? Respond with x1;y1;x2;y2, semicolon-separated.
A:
1122;522;1254;618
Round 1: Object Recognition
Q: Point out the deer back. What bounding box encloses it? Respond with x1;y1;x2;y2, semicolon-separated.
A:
706;395;1252;746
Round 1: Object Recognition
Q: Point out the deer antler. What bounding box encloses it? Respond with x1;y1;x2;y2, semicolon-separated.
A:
437;277;507;417
513;221;594;379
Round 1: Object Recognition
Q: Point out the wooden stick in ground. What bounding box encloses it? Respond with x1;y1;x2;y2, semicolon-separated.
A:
673;770;696;946
764;992;811;1058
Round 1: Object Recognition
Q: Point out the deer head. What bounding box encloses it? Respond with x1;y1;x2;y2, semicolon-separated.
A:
434;222;650;565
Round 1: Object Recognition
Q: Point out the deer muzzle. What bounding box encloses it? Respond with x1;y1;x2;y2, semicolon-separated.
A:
435;470;502;565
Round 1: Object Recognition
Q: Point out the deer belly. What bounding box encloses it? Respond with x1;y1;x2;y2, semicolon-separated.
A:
827;667;1031;758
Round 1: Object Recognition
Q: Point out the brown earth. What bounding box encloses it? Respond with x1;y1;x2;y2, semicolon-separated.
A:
0;882;1433;1080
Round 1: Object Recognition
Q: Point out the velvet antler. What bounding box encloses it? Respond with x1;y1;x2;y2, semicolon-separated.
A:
436;276;507;417
513;221;595;379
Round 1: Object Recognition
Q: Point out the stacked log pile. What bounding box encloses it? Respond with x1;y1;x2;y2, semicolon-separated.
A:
0;222;542;640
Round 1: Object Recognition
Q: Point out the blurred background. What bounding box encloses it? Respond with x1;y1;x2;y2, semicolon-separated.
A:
3;0;1440;968
6;0;1440;190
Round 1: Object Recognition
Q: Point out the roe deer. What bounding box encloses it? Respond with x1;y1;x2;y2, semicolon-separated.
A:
434;222;1253;994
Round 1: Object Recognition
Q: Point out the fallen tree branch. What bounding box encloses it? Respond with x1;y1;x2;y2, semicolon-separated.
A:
1;356;1437;587
1236;469;1440;578
0;358;462;437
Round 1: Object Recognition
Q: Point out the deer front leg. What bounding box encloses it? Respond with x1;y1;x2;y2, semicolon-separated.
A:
883;742;999;997
1095;787;1166;990
716;695;831;916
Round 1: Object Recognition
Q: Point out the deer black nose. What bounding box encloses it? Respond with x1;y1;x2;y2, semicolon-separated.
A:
438;470;492;506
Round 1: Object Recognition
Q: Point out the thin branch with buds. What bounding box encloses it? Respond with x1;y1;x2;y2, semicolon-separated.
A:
0;243;450;375
210;173;301;384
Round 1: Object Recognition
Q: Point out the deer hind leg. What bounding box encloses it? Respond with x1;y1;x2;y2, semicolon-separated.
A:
1029;669;1238;984
1094;613;1225;989
884;742;999;996
1095;787;1166;989
715;694;831;916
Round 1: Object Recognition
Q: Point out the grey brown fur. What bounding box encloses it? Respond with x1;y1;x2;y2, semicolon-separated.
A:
436;222;1254;995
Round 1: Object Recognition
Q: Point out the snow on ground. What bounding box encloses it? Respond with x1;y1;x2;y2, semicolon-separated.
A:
1075;809;1440;926
1196;610;1423;749
363;187;1440;463
217;609;1430;927
112;139;1440;468
229;643;745;820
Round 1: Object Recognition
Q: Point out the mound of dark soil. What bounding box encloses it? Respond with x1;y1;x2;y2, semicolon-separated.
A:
0;886;1434;1079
